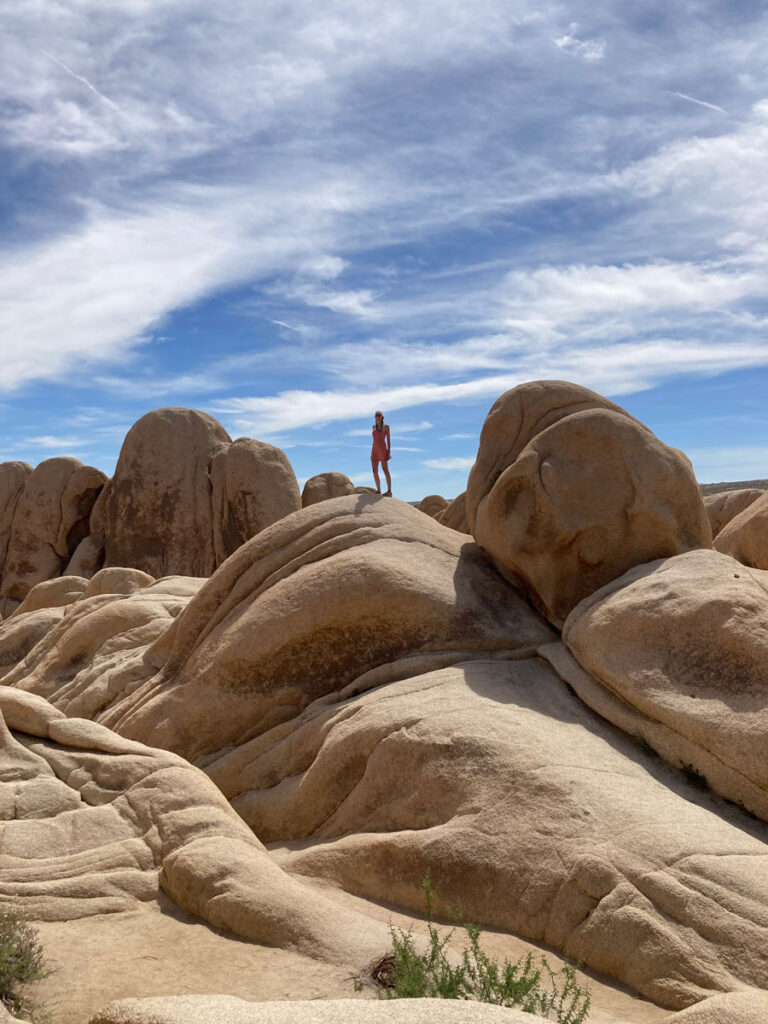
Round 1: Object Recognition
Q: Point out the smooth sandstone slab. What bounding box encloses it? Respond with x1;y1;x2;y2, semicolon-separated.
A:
204;657;768;1009
88;997;550;1024
0;688;390;966
562;548;768;820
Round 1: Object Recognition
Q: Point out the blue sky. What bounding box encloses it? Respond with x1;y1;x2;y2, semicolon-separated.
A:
2;0;768;499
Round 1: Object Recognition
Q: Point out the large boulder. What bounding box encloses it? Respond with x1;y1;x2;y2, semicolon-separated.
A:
104;408;231;577
211;438;301;566
466;381;712;627
558;548;768;821
704;487;764;538
1;458;105;610
97;495;555;760
437;491;469;533
0;461;32;582
713;490;768;569
302;472;355;507
415;494;449;519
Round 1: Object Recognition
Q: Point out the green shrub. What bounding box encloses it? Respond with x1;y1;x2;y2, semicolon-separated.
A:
0;909;51;1019
376;878;590;1024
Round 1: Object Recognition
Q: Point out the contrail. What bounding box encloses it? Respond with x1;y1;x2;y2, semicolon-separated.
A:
673;91;727;115
37;47;121;112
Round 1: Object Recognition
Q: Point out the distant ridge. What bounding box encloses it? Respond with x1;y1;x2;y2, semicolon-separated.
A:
700;479;768;496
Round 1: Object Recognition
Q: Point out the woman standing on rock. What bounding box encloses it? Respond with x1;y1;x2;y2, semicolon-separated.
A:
371;411;392;496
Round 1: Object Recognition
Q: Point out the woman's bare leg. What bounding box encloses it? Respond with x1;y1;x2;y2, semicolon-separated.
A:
371;457;381;492
383;462;392;495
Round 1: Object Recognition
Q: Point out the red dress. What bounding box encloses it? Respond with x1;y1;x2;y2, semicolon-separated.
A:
371;424;390;461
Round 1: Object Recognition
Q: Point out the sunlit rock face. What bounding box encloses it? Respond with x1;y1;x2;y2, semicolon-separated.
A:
466;380;712;627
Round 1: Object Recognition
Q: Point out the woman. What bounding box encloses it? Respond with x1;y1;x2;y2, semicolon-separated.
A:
371;410;392;496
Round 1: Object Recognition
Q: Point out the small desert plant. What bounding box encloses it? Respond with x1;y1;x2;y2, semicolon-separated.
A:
0;909;51;1019
375;878;590;1024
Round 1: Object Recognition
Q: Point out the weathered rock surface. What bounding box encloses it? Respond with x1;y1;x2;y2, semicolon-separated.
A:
211;438;301;566
1;577;205;719
0;461;32;581
0;687;390;964
559;547;768;821
437;491;469;533
104;408;231;578
1;458;106;611
660;990;768;1022
704;487;764;538
416;494;449;519
65;479;111;578
302;472;355;507
466;381;712;627
92;496;555;760
713;490;768;569
203;656;768;1009
10;575;88;618
88;997;550;1024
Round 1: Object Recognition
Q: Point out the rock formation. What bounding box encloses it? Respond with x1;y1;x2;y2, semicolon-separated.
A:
104;408;231;578
0;457;106;615
211;438;301;566
713;490;768;569
466;381;712;627
416;494;449;519
302;472;356;506
0;461;31;583
436;491;469;533
2;381;768;1020
704;486;764;537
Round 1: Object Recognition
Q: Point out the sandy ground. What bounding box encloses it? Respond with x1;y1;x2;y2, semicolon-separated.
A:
27;883;668;1024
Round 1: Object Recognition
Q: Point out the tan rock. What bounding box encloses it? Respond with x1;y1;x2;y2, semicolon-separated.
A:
1;457;105;607
89;997;550;1024
0;579;202;718
99;495;554;760
202;657;768;1009
302;472;355;506
416;494;449;519
0;461;32;581
10;575;88;617
437;491;469;533
714;490;768;569
104;408;231;577
65;480;111;578
661;990;768;1022
0;606;65;679
466;381;712;627
703;487;764;537
84;567;156;598
211;438;300;566
560;548;768;820
0;688;390;968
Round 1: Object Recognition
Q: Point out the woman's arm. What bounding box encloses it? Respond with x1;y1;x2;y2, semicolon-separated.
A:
385;424;391;455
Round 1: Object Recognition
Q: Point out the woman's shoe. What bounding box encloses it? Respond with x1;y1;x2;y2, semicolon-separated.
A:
384;490;392;497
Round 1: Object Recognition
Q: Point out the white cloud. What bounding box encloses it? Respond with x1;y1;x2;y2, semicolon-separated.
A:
424;456;475;470
553;25;606;62
25;434;91;448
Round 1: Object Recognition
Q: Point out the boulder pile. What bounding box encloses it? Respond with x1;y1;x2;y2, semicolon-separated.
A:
2;380;768;1024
